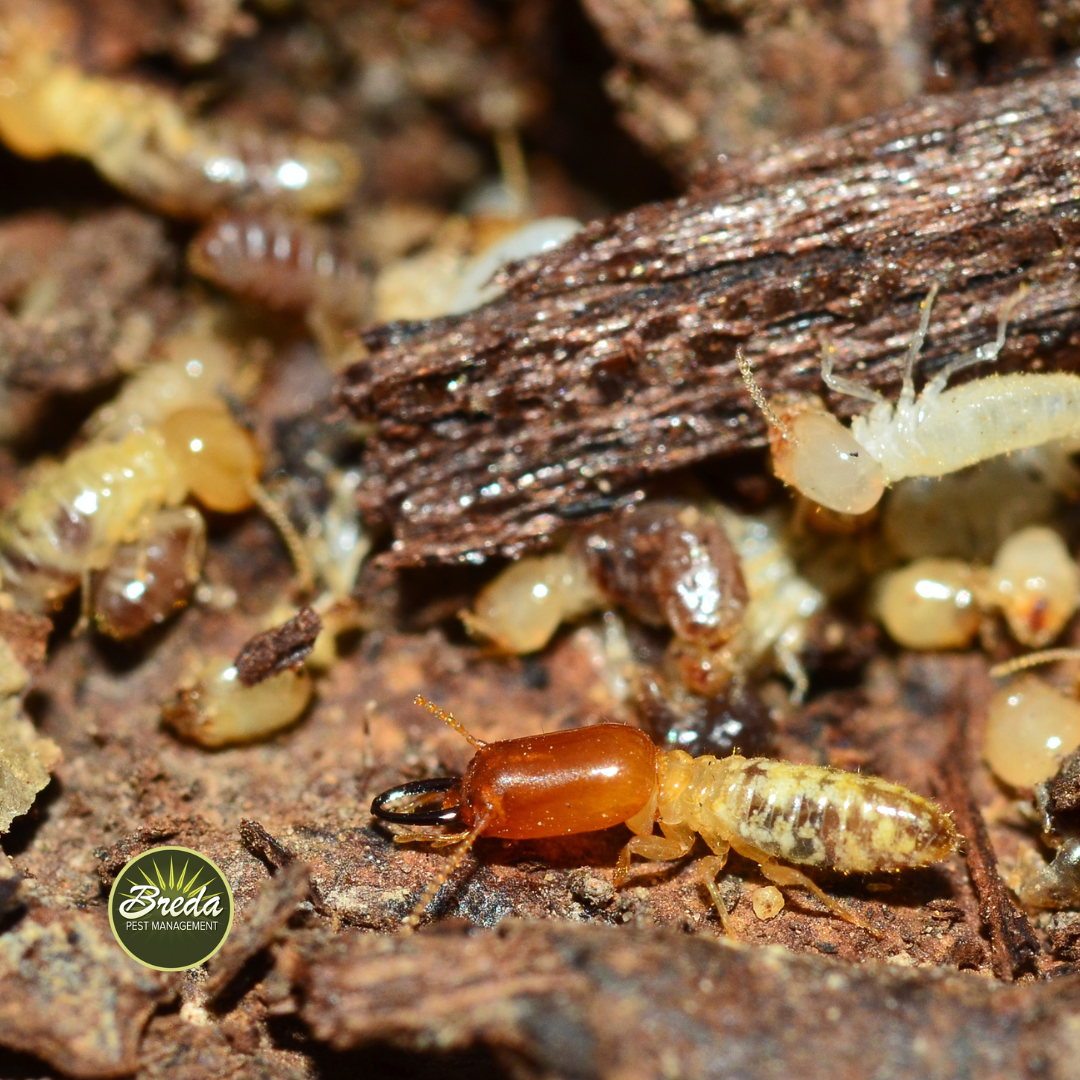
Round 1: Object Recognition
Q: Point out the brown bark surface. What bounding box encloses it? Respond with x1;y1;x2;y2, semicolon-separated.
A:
342;66;1080;565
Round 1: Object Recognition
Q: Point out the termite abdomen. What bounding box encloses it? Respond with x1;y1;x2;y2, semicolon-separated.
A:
456;725;658;839
711;757;959;872
90;507;205;640
188;212;368;316
582;501;748;646
637;674;773;759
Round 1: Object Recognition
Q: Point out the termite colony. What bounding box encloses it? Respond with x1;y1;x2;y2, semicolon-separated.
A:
2;0;1080;960
0;0;581;753
365;282;1080;934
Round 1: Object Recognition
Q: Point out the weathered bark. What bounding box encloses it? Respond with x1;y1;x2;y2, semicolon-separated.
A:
300;919;1080;1080
341;65;1080;565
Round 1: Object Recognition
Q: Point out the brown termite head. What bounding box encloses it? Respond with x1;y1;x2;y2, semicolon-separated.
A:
373;696;958;932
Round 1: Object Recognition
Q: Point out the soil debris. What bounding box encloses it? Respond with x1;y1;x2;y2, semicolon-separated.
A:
0;908;175;1078
299;918;1080;1080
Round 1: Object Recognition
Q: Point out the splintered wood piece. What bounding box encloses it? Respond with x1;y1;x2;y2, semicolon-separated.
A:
340;66;1080;567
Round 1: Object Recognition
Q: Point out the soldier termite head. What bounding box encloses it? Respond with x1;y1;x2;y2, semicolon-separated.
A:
372;695;957;933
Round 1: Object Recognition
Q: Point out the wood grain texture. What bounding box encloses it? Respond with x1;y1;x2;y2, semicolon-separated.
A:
341;66;1080;566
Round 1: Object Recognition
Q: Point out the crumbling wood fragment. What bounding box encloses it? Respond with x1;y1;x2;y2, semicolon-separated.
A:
0;909;175;1078
342;66;1080;566
0;208;174;393
234;606;322;687
202;860;310;1003
238;818;328;916
1041;747;1080;819
300;919;1080;1080
0;631;60;834
940;704;1041;981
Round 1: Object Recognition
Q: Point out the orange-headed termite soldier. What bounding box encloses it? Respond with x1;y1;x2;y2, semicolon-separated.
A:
371;697;960;930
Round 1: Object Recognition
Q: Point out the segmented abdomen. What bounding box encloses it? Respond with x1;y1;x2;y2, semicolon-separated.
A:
0;430;181;609
698;756;957;872
871;373;1080;483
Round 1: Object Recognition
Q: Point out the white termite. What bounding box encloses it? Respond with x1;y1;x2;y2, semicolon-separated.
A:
739;285;1080;515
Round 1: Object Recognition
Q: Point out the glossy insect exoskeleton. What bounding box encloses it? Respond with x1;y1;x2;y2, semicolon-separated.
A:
372;696;959;930
0;1;359;219
636;673;774;760
88;507;206;640
188;212;369;319
0;327;312;632
875;526;1080;651
463;500;825;702
581;501;749;649
464;500;749;659
981;653;1080;910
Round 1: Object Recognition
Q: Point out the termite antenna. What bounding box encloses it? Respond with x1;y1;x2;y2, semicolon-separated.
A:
414;694;488;749
494;126;530;214
402;816;487;932
900;282;941;402
990;648;1080;678
247;482;315;594
737;348;789;436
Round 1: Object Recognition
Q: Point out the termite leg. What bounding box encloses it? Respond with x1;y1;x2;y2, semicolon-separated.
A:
494;126;530;213
402;817;488;932
898;282;941;405
696;832;734;933
614;820;694;886
393;829;474;848
74;567;94;636
820;343;885;405
776;642;810;705
729;835;878;934
925;283;1029;397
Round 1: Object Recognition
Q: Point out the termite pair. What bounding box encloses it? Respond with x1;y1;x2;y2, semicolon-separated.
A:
372;696;959;931
0;321;313;636
741;283;1080;515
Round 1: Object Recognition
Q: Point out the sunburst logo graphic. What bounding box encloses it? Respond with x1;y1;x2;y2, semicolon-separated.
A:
108;846;234;970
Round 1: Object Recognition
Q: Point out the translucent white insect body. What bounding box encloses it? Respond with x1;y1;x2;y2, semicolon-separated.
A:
741;284;1080;515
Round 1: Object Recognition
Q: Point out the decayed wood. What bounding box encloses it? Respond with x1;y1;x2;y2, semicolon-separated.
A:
341;66;1080;566
300;919;1080;1080
940;694;1041;981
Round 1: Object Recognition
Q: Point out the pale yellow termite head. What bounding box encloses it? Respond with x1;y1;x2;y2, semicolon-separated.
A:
737;349;886;517
768;400;886;516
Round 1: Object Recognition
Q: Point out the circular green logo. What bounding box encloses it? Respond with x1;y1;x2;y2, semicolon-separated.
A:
108;846;234;971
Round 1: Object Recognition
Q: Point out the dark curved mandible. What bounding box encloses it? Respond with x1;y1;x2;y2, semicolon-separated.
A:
370;776;462;825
